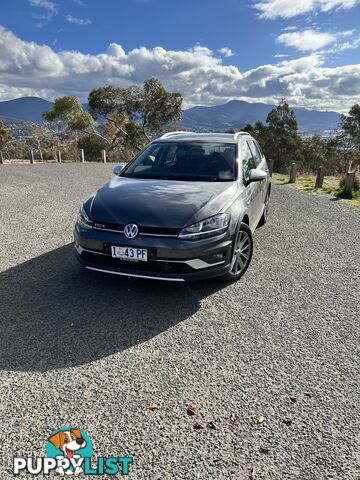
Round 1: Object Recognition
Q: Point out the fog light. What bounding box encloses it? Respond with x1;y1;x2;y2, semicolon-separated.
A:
201;252;225;264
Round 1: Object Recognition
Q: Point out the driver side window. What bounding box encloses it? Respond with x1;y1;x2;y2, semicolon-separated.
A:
241;141;256;183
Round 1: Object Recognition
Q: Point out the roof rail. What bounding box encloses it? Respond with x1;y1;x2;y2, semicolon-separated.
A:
233;131;251;141
160;131;194;139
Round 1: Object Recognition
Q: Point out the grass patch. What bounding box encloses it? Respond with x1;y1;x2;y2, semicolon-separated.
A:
272;173;288;184
342;198;360;211
272;172;360;211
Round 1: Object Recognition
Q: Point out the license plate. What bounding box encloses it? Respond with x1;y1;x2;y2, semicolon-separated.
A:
111;246;148;261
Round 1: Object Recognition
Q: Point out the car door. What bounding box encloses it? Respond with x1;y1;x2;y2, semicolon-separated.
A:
239;139;259;231
248;139;268;217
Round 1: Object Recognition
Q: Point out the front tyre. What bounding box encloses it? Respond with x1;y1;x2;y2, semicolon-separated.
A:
220;222;253;283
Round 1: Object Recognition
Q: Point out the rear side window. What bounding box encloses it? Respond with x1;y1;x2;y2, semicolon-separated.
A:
248;140;262;167
240;141;256;182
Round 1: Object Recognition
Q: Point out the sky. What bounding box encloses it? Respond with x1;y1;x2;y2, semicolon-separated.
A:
0;0;359;111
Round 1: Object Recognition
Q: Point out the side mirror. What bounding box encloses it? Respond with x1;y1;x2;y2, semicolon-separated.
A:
113;165;124;176
248;168;267;183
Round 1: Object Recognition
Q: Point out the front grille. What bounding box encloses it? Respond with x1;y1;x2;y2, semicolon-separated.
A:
81;251;194;274
93;221;180;237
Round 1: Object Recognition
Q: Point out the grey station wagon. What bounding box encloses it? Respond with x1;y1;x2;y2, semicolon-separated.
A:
74;132;271;282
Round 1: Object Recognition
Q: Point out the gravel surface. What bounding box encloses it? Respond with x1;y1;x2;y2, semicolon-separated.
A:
0;163;359;479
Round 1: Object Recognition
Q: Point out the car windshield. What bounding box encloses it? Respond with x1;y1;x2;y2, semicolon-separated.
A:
121;141;237;181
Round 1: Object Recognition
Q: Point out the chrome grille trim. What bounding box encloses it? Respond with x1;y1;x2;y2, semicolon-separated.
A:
156;259;225;270
85;266;185;282
93;226;178;238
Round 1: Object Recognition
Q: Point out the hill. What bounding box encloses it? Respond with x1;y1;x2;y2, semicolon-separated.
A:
181;100;339;134
0;96;340;134
0;97;53;122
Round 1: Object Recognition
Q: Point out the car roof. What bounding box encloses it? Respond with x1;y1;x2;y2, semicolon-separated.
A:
155;132;252;144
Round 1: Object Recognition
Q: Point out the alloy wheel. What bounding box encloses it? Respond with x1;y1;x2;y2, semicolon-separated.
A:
230;229;251;275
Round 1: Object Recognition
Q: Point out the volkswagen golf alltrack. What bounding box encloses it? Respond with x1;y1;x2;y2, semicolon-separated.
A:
74;131;271;282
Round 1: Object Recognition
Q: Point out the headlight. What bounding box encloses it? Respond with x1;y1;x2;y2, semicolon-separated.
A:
179;213;230;240
77;204;93;230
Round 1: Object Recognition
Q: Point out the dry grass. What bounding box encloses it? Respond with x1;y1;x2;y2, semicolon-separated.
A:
272;172;360;211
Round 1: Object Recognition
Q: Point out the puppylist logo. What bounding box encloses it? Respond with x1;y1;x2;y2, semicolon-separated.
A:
13;427;133;476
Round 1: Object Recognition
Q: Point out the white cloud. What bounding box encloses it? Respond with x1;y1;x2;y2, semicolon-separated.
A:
325;35;360;52
339;29;355;37
28;0;57;14
254;0;359;19
277;29;336;51
277;28;360;54
28;0;57;24
0;26;359;112
218;47;235;57
65;15;92;25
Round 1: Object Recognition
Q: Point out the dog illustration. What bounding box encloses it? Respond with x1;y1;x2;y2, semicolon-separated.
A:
48;429;86;475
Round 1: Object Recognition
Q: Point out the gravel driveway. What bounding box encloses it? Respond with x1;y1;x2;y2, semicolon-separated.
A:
0;164;359;479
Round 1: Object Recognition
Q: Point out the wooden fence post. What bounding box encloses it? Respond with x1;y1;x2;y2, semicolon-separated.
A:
315;166;325;189
80;149;85;163
289;162;297;183
343;172;355;197
102;149;107;164
0;151;3;165
30;150;34;164
267;158;274;177
57;150;62;163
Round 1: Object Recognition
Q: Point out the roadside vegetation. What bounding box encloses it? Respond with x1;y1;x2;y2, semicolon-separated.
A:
1;78;182;163
230;100;360;201
0;78;359;202
240;100;359;177
44;78;182;161
0;119;12;150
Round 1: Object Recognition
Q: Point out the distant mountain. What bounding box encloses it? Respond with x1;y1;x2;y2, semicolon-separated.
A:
0;97;53;122
0;96;340;134
180;100;340;134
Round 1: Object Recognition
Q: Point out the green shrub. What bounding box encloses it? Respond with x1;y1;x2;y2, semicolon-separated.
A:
77;134;106;162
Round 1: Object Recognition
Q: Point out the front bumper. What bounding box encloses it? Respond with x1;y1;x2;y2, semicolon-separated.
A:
74;224;233;282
